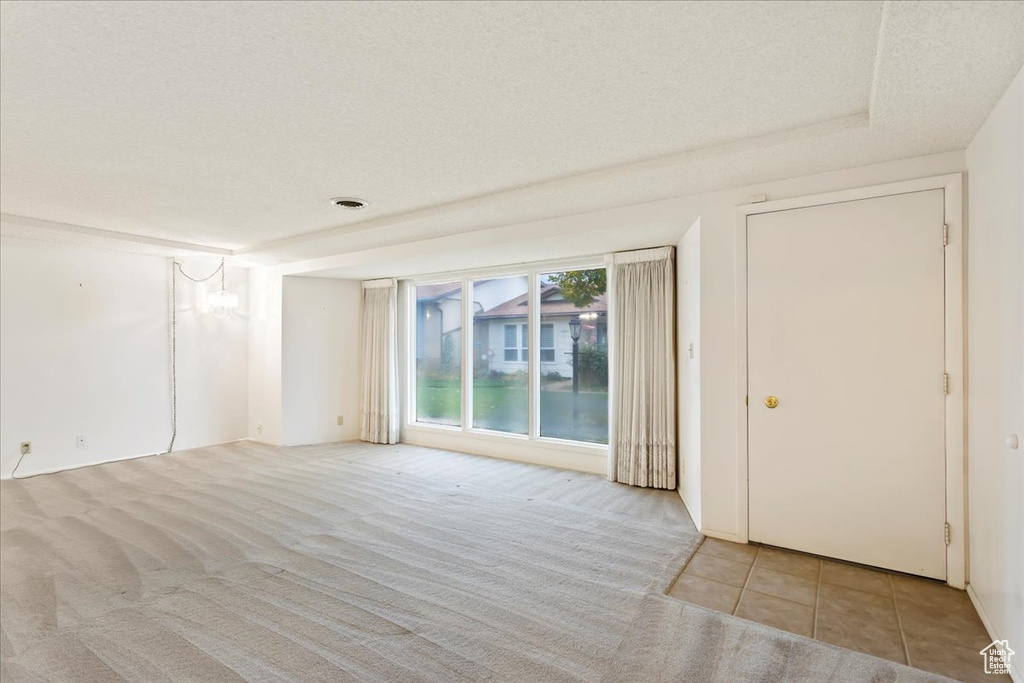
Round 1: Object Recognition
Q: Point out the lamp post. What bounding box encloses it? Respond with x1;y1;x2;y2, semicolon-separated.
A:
569;315;581;426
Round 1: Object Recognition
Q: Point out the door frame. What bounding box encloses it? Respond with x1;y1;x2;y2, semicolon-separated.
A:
734;174;965;588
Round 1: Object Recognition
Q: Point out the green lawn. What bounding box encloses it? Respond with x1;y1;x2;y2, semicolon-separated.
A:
416;376;608;444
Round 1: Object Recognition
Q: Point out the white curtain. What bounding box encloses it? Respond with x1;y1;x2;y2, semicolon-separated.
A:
608;247;676;489
360;279;399;444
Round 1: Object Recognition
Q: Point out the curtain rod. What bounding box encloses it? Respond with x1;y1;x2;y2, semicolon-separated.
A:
394;243;672;283
395;253;608;283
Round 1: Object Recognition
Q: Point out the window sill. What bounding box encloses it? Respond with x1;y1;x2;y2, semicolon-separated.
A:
401;423;608;475
408;421;462;433
467;427;528;440
535;435;608;453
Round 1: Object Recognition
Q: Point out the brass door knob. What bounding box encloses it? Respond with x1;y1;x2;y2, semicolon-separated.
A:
765;396;779;409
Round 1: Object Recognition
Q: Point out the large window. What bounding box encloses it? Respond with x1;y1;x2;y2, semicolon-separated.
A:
414;282;462;426
472;276;529;434
539;269;608;444
409;264;608;447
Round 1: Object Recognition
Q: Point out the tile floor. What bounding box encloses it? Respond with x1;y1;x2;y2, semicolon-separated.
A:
667;538;1007;682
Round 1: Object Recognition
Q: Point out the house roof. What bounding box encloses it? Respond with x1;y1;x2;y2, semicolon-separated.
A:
415;283;461;301
475;286;607;320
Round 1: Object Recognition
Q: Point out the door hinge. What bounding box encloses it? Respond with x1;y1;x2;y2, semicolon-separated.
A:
942;223;949;246
943;372;949;395
745;395;748;406
944;522;951;546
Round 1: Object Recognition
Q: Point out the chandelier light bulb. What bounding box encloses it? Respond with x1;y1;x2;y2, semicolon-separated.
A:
208;289;239;319
208;257;239;319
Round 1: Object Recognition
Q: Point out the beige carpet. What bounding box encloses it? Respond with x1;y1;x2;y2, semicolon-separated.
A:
1;441;950;682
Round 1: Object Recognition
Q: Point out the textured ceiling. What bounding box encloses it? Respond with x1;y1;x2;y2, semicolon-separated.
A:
1;1;1023;264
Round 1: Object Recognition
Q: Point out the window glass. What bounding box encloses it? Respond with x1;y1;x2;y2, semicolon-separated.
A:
414;282;462;426
540;323;555;362
503;324;517;361
538;269;608;444
471;276;529;434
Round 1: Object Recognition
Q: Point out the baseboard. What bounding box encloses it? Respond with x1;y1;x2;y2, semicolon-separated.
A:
243;437;278;446
279;437;362;447
5;437;249;480
677;488;703;530
700;528;743;543
968;584;1023;683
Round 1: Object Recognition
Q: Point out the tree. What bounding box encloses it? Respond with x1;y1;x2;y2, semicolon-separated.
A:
440;333;456;375
550;269;606;307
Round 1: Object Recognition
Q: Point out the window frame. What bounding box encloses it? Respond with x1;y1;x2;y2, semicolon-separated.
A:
403;258;609;451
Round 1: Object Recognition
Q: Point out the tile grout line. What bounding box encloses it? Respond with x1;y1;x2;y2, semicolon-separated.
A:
812;558;823;640
889;573;913;667
732;546;760;615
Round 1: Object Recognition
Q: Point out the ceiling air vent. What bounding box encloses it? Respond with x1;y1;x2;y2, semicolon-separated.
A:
331;197;367;209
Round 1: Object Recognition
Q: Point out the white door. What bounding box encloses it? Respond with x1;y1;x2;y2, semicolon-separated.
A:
747;189;947;579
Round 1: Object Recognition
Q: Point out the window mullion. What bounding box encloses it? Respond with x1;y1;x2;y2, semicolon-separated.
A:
404;283;415;427
528;271;539;440
462;278;473;432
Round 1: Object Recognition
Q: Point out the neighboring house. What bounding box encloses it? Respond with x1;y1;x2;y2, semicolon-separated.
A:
415;283;462;372
415;277;531;373
474;284;607;378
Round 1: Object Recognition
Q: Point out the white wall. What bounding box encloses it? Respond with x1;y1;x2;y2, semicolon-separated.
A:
677;221;701;528
0;237;248;478
965;66;1023;676
281;276;362;445
248;268;283;444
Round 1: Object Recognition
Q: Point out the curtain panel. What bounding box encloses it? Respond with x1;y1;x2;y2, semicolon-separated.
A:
608;247;676;489
360;279;399;444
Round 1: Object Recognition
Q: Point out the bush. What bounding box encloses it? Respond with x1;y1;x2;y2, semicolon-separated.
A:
482;369;527;386
578;344;608;388
503;370;528;387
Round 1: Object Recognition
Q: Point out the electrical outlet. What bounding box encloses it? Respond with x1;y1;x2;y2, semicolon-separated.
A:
20;441;31;455
336;415;344;426
256;424;263;435
76;435;87;448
